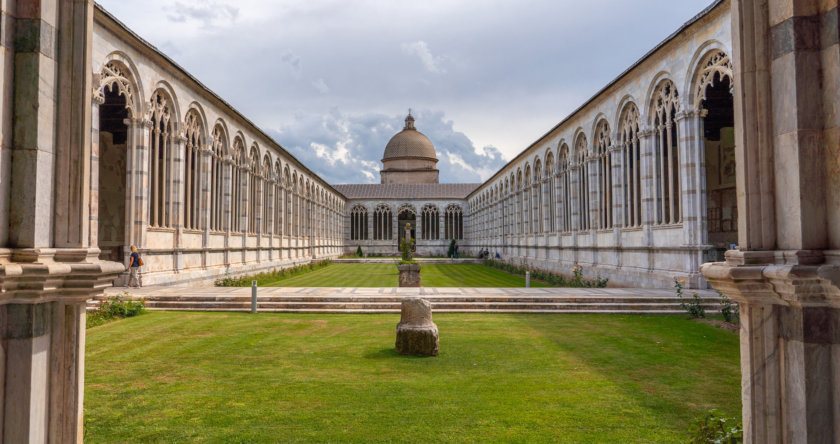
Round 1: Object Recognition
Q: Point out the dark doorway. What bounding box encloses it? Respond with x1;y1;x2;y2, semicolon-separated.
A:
97;86;129;262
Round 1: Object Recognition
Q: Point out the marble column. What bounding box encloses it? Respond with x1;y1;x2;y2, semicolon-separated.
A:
701;1;840;442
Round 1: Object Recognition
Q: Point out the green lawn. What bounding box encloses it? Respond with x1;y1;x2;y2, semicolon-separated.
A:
85;312;741;443
263;263;549;287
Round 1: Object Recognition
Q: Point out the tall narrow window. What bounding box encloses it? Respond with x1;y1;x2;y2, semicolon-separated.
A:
516;171;523;234
595;120;613;229
231;138;245;232
445;205;463;240
210;125;227;231
545;153;556;232
274;162;283;235
652;80;681;225
148;90;173;228
534;161;543;233
575;134;590;231
183;110;203;230
247;147;260;233
523;166;532;234
351;206;368;240
262;156;272;235
373;205;393;240
558;145;571;232
619;103;641;227
421;204;439;240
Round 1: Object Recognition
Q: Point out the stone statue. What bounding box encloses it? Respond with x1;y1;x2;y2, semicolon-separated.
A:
395;297;439;356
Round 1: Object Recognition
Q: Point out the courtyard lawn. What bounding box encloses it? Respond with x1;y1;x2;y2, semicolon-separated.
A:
262;263;550;287
84;312;741;443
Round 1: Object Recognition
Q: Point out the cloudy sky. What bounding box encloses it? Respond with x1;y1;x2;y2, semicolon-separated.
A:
98;0;714;184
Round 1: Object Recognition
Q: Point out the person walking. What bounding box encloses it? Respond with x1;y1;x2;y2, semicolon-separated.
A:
127;245;143;288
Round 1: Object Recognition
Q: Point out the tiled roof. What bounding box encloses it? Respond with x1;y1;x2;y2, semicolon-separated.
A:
334;183;480;200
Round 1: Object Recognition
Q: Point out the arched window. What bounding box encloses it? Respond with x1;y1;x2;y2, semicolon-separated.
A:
533;161;542;233
515;171;523;234
523;165;532;234
545;153;556;232
445;204;464;240
350;206;368;240
619;103;641;227
652;79;681;225
183;110;203;231
595;120;613;229
261;155;272;235
558;144;572;232
421;204;439;240
231;137;246;232
210;125;227;231
373;204;393;240
274;161;283;235
247;147;260;233
148;90;174;228
575;134;590;231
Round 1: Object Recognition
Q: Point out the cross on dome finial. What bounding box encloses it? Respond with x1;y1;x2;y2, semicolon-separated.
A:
404;110;416;130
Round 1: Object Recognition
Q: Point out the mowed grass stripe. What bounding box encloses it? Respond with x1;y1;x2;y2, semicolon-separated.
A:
263;263;548;287
84;312;741;443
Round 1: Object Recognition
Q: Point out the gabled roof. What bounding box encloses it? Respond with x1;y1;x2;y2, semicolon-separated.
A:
334;183;480;200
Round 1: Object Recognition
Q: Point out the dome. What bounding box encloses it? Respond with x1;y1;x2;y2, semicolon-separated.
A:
382;114;438;161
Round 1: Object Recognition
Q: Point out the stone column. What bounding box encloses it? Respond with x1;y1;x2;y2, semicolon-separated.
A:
172;132;187;271
701;1;840;443
200;146;212;268
128;118;152;251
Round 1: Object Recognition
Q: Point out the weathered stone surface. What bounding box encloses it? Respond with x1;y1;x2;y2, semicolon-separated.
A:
398;263;421;287
395;297;438;356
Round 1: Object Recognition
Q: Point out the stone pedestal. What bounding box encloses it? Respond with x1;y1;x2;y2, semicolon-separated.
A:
398;263;421;287
395;297;438;356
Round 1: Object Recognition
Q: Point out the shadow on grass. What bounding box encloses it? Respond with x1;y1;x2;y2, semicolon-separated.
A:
363;347;436;360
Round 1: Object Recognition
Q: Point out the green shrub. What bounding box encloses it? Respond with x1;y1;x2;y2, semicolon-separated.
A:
688;409;743;443
355;246;363;257
87;294;146;328
482;259;608;288
719;291;739;324
676;279;706;319
215;260;332;287
447;239;456;258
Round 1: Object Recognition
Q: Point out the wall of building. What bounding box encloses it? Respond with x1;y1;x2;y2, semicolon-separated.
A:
464;1;733;289
91;7;347;286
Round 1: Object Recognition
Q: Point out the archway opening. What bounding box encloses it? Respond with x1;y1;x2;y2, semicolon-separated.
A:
702;75;736;261
398;209;416;246
98;85;129;262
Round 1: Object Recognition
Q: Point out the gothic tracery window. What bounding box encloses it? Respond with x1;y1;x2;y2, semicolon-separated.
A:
148;90;173;228
558;144;572;232
261;155;272;235
247;146;260;234
445;204;463;240
595;120;613;229
183;109;203;231
231;138;246;232
575;134;590;231
619;103;642;227
373;204;393;240
274;161;283;235
421;204;439;240
210;125;227;231
652;79;681;225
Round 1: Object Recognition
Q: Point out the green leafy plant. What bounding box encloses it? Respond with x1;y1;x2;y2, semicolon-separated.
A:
718;291;739;324
482;259;608;288
399;238;415;262
215;260;332;287
355;246;363;257
676;279;706;319
688;409;743;443
87;293;146;328
447;239;456;258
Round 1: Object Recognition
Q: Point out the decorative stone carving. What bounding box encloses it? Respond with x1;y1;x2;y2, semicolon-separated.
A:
395;297;439;356
398;263;421;287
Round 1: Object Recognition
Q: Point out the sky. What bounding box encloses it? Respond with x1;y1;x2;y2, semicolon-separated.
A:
97;0;715;184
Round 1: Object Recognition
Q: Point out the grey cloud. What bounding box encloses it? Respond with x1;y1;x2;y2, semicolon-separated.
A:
166;1;239;26
269;109;507;185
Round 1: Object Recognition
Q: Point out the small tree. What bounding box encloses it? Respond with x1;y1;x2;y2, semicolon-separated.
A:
355;245;363;257
447;239;456;258
399;238;415;262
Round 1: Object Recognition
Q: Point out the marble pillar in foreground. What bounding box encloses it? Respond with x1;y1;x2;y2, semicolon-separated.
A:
701;0;840;442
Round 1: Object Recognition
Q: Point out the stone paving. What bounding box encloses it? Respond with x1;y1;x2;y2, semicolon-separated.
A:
100;285;721;314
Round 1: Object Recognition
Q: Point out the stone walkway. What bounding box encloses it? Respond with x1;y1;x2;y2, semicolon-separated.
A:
100;285;719;314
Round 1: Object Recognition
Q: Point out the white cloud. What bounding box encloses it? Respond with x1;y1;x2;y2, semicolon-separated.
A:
401;41;446;74
166;1;239;27
311;78;330;94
